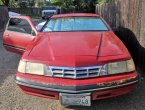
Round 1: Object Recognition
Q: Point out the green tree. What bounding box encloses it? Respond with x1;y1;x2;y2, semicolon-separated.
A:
29;0;35;7
17;0;36;8
37;1;44;7
0;0;10;6
9;0;18;7
51;0;73;8
50;0;111;12
52;1;63;7
18;1;28;8
76;0;96;12
97;0;112;4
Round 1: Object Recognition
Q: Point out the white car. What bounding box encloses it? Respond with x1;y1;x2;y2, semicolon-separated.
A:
35;21;46;31
41;6;57;19
9;11;21;17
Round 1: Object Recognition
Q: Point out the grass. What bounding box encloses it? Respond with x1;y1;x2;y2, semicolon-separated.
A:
29;15;41;19
22;14;41;19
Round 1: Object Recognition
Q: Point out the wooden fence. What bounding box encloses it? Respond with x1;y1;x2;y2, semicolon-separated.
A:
0;5;9;31
9;7;78;17
10;8;42;16
96;0;145;47
9;7;76;16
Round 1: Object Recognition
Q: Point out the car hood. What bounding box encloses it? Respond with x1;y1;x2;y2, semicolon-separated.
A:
28;31;129;66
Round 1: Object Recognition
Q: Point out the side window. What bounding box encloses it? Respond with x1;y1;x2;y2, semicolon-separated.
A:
7;18;33;35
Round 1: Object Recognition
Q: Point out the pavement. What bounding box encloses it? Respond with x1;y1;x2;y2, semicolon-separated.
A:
0;31;145;110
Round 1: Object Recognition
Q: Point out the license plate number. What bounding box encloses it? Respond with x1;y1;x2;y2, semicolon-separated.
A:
60;93;91;106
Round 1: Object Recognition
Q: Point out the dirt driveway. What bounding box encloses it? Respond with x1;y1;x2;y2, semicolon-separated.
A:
0;31;145;110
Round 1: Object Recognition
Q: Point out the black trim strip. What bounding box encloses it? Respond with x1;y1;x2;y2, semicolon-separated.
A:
16;77;138;93
3;43;25;51
97;32;103;59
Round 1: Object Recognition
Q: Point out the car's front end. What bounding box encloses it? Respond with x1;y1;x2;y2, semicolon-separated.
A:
16;45;138;106
15;14;139;106
16;58;138;106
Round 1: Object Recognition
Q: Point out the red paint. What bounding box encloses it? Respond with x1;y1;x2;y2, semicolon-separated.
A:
18;84;136;100
92;84;135;100
51;13;100;18
19;85;59;100
3;16;37;54
26;31;130;67
3;14;138;102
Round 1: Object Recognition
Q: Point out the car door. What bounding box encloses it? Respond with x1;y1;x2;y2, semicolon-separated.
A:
3;16;37;54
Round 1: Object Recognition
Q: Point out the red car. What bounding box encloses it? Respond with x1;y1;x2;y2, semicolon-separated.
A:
3;14;138;106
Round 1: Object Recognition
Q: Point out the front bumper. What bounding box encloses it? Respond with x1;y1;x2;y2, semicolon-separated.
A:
16;72;138;100
16;76;138;94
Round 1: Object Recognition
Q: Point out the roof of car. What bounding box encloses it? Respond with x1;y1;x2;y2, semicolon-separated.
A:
52;13;99;18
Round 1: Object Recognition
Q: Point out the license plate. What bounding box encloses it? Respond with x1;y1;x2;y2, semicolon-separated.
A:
60;93;91;106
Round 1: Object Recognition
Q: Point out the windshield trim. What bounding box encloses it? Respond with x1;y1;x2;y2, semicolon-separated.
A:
41;16;110;32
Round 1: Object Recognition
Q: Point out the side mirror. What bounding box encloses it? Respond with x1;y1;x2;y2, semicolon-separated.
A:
31;30;36;36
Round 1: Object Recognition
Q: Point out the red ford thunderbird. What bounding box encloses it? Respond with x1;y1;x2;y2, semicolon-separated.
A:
3;14;138;106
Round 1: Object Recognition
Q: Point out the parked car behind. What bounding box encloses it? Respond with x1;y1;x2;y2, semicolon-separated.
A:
41;6;57;19
3;14;138;106
9;11;21;17
36;21;46;31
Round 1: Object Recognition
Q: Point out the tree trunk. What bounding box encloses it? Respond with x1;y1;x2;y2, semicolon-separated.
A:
1;0;10;6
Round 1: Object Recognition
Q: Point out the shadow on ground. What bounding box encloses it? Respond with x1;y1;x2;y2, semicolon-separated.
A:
114;27;145;78
0;19;43;86
0;31;20;86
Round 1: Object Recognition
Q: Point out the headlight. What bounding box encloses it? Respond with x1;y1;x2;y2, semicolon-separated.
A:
18;60;52;76
108;61;128;74
100;59;135;75
127;59;135;72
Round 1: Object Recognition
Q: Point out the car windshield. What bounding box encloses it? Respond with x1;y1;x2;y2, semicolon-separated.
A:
42;17;109;32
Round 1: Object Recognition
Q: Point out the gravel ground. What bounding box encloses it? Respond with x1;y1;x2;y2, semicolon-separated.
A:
0;31;145;110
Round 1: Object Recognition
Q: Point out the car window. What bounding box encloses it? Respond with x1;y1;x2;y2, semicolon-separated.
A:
42;17;109;32
7;18;33;34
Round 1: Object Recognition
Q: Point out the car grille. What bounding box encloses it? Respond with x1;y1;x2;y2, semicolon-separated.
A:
49;66;102;79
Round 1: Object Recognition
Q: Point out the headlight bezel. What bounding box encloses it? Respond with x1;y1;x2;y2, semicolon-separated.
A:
18;60;52;76
99;59;135;76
